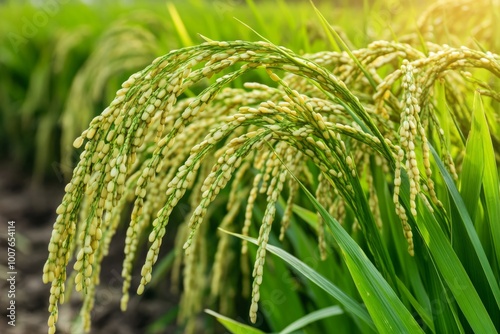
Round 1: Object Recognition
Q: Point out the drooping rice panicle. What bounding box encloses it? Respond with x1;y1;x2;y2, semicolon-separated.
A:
42;30;500;332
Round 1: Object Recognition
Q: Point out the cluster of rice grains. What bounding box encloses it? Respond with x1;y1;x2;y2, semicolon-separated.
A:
59;14;165;175
43;25;500;334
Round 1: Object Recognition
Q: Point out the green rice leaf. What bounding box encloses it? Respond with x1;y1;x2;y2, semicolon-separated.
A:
294;185;423;333
475;94;500;272
167;2;193;46
244;0;268;37
422;263;463;334
310;1;341;52
456;92;500;323
396;278;435;333
220;229;376;332
292;204;319;230
205;309;265;334
279;306;344;334
310;0;377;89
460;92;485;221
263;144;420;332
428;144;500;331
250;163;421;332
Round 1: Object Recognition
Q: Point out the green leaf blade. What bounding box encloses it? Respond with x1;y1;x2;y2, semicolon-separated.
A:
429;144;500;332
221;229;376;332
279;306;344;334
205;309;266;334
288;185;423;333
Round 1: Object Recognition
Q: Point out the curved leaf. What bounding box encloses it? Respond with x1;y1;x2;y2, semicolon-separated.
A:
220;229;375;332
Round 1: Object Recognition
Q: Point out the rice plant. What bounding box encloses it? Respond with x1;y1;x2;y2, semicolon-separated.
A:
41;0;499;333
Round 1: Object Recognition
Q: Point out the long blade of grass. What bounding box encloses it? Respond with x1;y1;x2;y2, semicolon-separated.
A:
279;199;356;331
232;17;273;45
292;204;320;230
279;306;344;334
264;143;417;332
414;194;496;332
422;262;464;334
205;309;265;334
476;94;500;272
244;0;269;38
460;92;485;219
432;139;500;309
265;144;421;332
310;0;377;89
295;185;424;333
396;278;435;333
221;229;376;331
166;2;193;46
455;92;500;323
427;144;500;330
310;1;341;52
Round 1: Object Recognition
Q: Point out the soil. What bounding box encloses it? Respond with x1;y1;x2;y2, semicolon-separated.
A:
0;163;182;334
